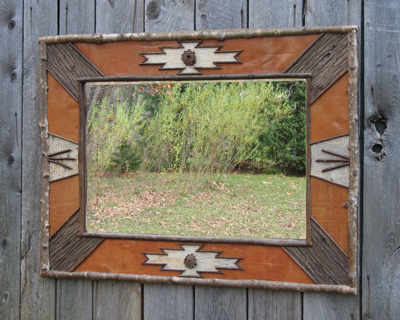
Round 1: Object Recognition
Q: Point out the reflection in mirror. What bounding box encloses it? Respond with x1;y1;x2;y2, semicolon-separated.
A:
84;79;307;239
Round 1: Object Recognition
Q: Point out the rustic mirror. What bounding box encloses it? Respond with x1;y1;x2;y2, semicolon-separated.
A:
40;26;359;294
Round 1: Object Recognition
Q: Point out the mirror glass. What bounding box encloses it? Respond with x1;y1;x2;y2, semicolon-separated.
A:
84;79;307;240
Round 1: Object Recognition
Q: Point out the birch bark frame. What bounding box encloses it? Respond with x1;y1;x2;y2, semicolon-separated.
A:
39;26;359;295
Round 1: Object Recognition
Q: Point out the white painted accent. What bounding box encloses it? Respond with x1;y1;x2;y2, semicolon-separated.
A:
311;135;350;188
143;245;241;277
48;133;79;182
141;42;240;75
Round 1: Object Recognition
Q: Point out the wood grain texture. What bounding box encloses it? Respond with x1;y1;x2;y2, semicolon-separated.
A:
303;2;360;319
20;1;57;319
49;211;103;271
96;0;144;33
145;0;195;32
144;284;193;320
195;286;246;320
284;219;348;285
59;0;95;34
93;281;142;320
362;1;400;319
0;0;22;318
248;290;302;320
56;279;92;320
196;0;247;30
304;292;359;319
285;33;349;102
249;0;303;28
46;43;104;100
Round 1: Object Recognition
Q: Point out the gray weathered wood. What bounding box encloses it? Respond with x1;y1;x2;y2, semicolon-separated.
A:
96;0;144;33
145;0;195;32
59;0;95;35
56;279;93;319
93;281;142;320
248;290;302;320
303;1;360;319
0;0;22;319
249;0;303;28
195;286;246;320
304;292;358;319
144;284;193;320
362;1;400;319
20;1;57;319
196;0;247;30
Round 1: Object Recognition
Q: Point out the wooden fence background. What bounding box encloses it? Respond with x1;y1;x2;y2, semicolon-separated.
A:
1;0;399;319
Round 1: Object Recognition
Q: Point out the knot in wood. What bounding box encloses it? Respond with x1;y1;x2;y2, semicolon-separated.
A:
181;50;196;66
184;253;197;269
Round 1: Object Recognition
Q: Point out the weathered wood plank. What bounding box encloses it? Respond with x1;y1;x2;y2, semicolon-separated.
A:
96;0;144;33
59;0;95;35
248;290;302;320
195;286;246;320
56;279;93;319
249;0;303;28
0;0;22;319
145;0;195;32
196;0;247;30
93;281;142;320
303;1;360;319
20;0;57;319
362;1;400;319
144;284;193;320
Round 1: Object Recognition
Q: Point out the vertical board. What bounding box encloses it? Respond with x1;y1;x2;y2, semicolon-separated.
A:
303;1;360;319
246;1;303;317
56;3;96;319
248;290;302;320
249;0;303;28
20;0;58;319
96;0;144;33
0;0;22;319
59;0;95;35
144;284;193;320
194;287;246;320
196;0;248;30
56;280;93;319
362;1;400;318
93;281;142;320
144;0;195;32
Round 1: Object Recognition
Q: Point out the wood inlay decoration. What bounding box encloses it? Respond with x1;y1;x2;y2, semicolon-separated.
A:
285;33;349;102
140;41;242;75
48;133;79;182
49;210;104;272
311;135;350;188
283;218;348;285
142;244;243;278
47;42;104;101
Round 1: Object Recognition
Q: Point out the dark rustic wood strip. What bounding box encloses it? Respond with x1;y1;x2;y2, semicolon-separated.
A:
285;33;349;102
284;218;349;285
0;0;23;318
46;43;104;101
20;0;57;319
195;286;247;320
49;210;103;271
143;284;193;320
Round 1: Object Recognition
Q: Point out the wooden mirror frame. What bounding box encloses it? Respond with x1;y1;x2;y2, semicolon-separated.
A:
39;26;359;295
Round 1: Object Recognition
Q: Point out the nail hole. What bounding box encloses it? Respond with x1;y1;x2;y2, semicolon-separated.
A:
1;239;7;248
375;119;387;135
8;19;15;29
372;144;383;153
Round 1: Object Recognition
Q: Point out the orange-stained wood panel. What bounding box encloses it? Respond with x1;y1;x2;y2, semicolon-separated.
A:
74;35;319;77
47;73;79;142
49;175;80;236
310;73;349;143
311;177;348;253
74;240;314;284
